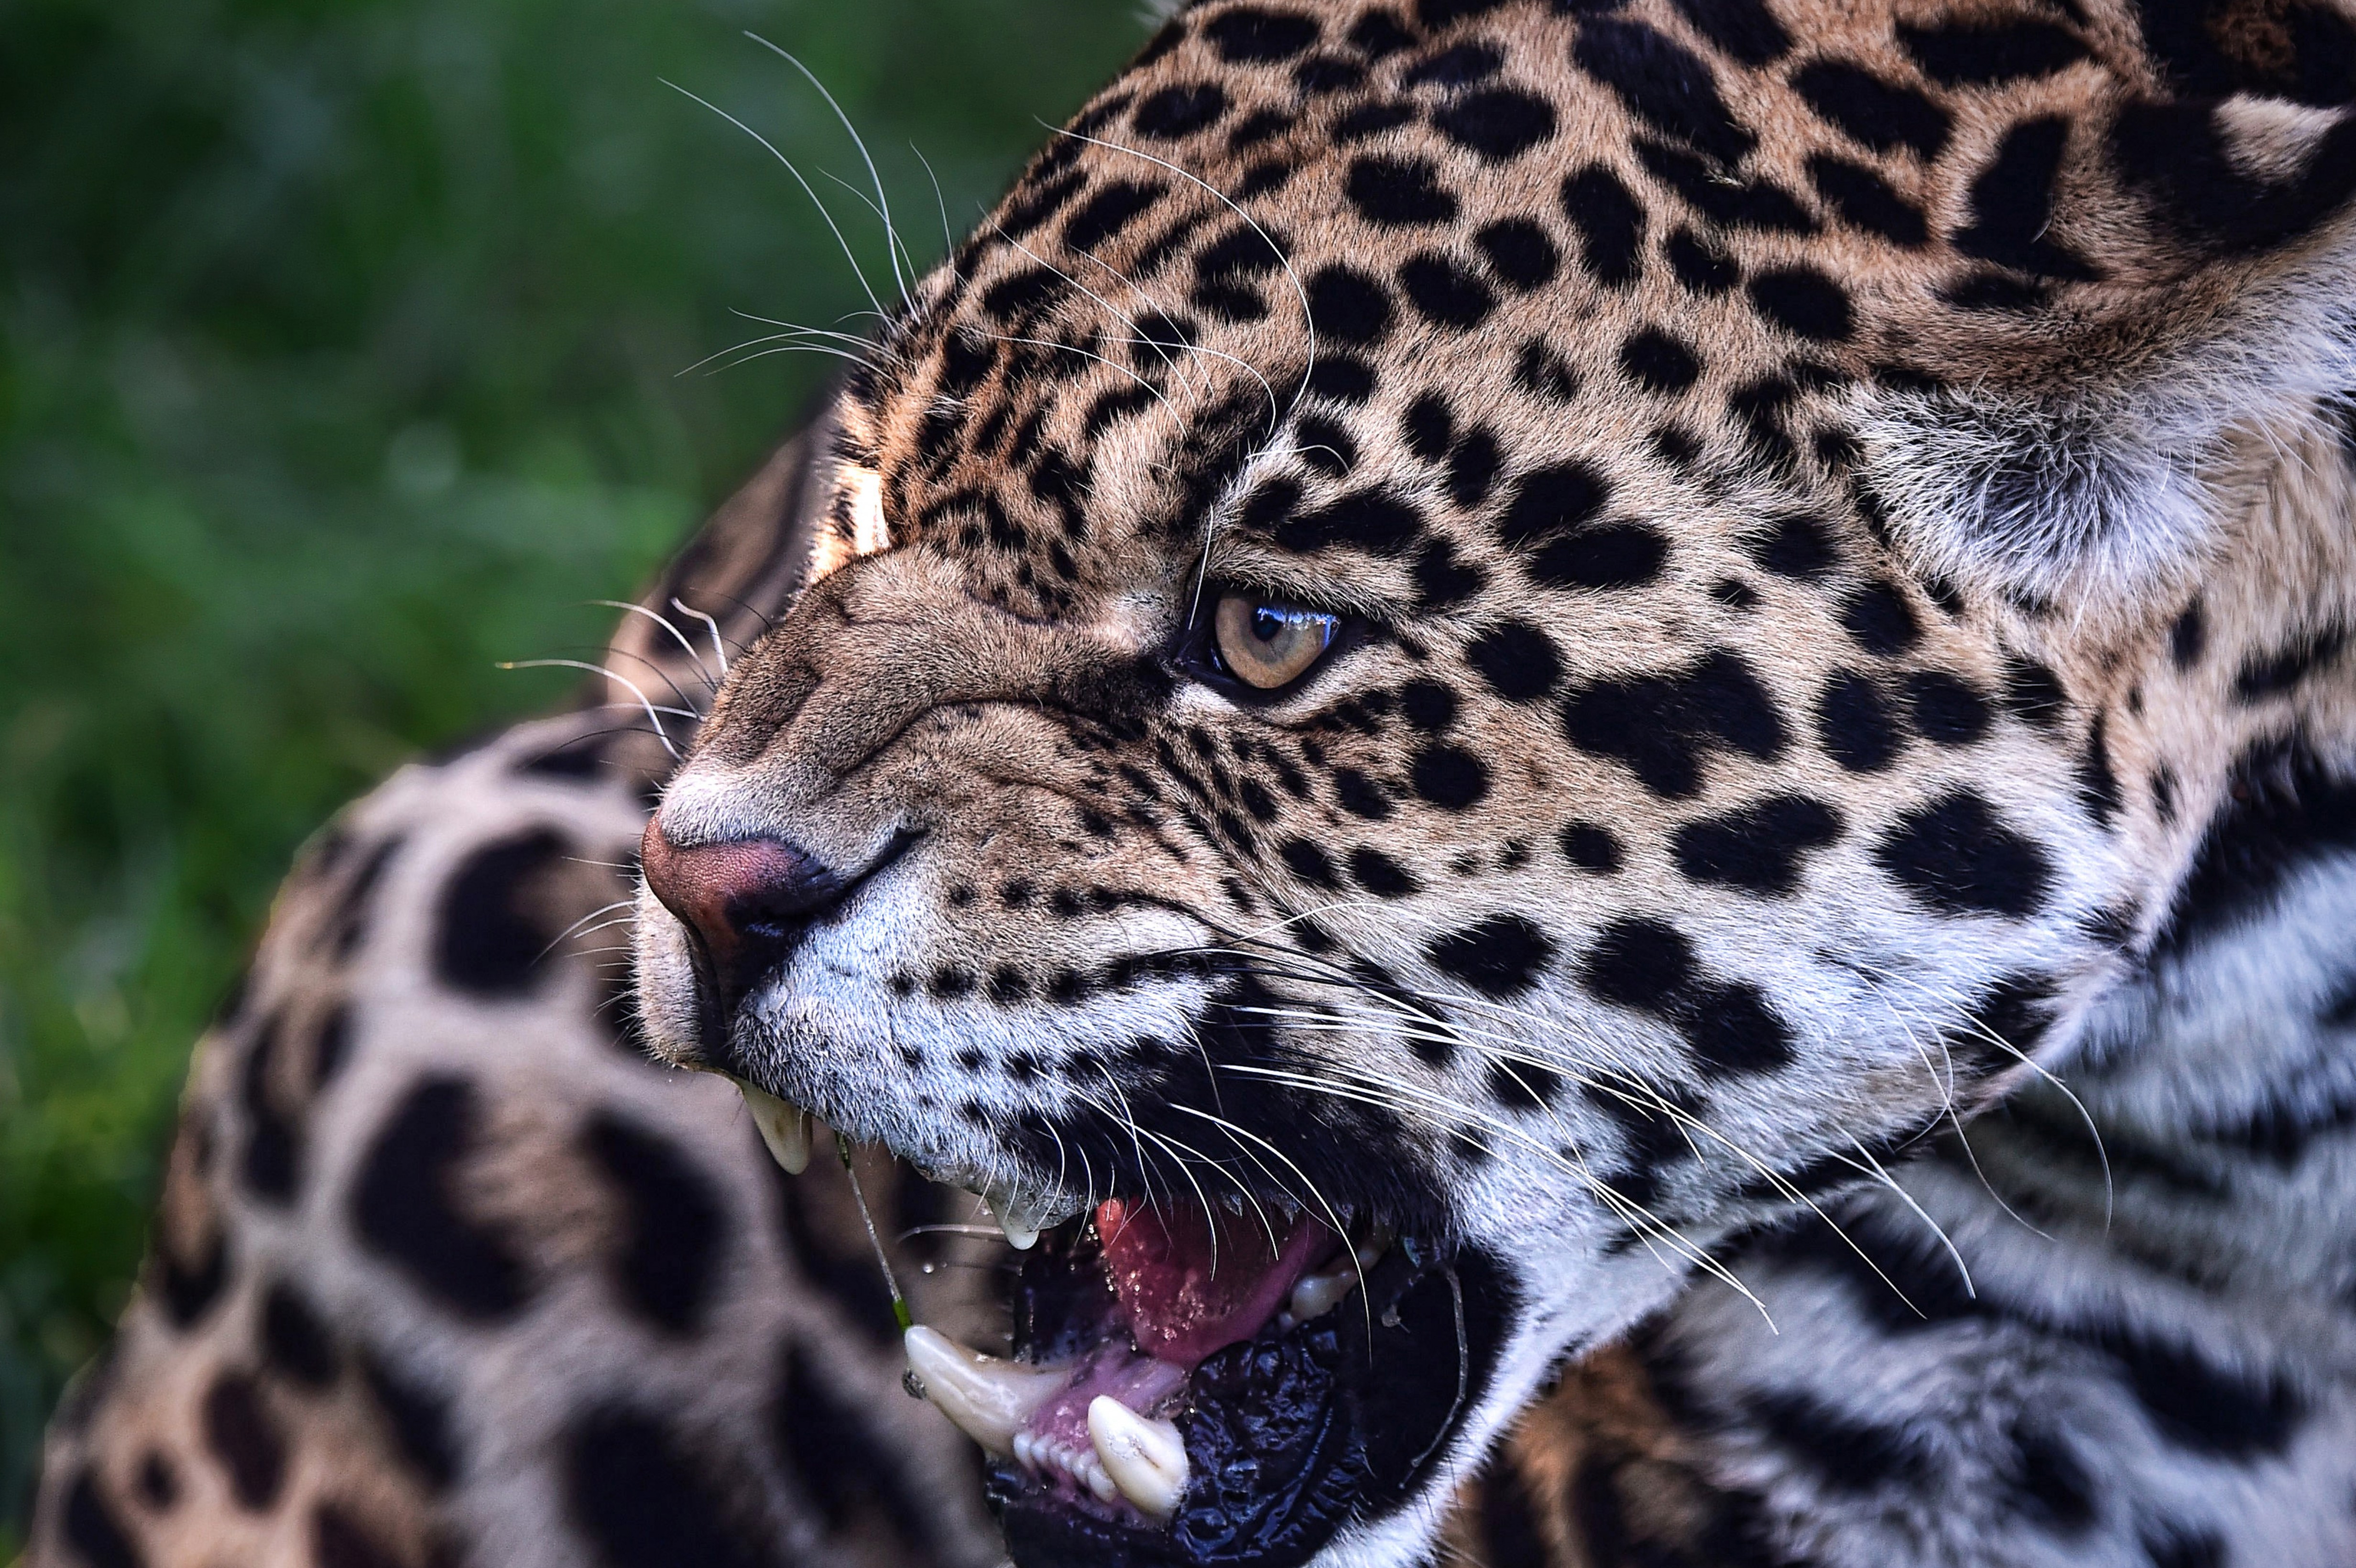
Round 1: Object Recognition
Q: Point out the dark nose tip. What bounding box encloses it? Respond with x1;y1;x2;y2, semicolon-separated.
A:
639;819;848;996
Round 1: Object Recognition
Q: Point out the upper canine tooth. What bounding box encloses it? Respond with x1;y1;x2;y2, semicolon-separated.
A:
904;1327;1065;1457
738;1080;812;1174
986;1187;1064;1250
1086;1397;1188;1521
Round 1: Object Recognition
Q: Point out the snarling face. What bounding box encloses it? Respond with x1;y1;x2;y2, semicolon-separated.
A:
632;0;2356;1562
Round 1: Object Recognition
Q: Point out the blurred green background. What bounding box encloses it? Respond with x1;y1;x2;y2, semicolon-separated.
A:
0;0;1147;1546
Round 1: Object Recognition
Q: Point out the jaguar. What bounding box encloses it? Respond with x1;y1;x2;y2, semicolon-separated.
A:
31;0;2356;1566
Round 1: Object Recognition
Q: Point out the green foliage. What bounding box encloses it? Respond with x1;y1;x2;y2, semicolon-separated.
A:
0;0;1146;1544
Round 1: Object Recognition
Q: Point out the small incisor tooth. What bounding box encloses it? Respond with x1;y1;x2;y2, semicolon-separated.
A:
904;1327;1065;1457
737;1080;811;1175
1086;1396;1188;1521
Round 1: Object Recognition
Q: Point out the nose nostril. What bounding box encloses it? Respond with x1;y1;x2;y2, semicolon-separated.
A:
638;819;849;984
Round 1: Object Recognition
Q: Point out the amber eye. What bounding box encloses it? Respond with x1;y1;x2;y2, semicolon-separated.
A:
1211;594;1341;690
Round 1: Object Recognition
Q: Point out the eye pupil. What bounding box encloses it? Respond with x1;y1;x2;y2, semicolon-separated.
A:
1252;606;1286;642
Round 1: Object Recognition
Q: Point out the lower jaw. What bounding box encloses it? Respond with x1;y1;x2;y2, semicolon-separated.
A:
945;1212;1513;1568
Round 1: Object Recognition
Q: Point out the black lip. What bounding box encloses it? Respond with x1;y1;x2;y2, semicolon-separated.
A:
991;1224;1515;1568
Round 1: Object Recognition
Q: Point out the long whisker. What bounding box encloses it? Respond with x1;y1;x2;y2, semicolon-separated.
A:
662;79;887;319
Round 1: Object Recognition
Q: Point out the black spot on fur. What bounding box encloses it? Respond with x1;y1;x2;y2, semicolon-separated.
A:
1305;264;1393;344
1562;650;1786;798
1280;838;1342;889
1398;252;1496;327
1750;1392;1931;1491
978;266;1069;325
63;1471;144;1568
1477;1452;1549;1566
1276;486;1423;553
1557;166;1645;293
1468;621;1564;701
2001;1423;2095;1532
1818;670;1902;773
1405;42;1501;87
434;828;567;997
1807;154;1929;245
586;1112;728;1336
2170;599;2205;668
1953;117;2098;281
2232;624;2349;702
1347;154;1459;224
1620;327;1702;392
1573;18;1754;166
1672;795;1843;894
771;1341;938;1546
1840;582;1920;655
2002;655;2069;729
1400;678;1459;732
2077;713;2123;827
352;1077;533;1321
1473;218;1559;289
1791;60;1952;158
155;1229;230;1329
1134;83;1229;138
1751;511;1836;577
1560;823;1624;873
565;1404;778;1568
260;1281;338;1390
2095;1323;2303;1456
1875;792;2054;917
1204;7;1321;62
1635;140;1818;232
310;1502;407;1568
238;1016;301;1205
1900;17;2092;83
1428;914;1556;998
360;1349;460;1490
1063;179;1166;252
1432;88;1556;159
1905;670;1991;745
1582;918;1696;1010
1412;746;1492;809
1664;226;1738;293
1748;265;1854;341
202;1371;287;1511
1670;0;1791;63
1349;846;1418;896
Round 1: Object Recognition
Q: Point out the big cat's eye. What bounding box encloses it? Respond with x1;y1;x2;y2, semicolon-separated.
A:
1210;594;1342;690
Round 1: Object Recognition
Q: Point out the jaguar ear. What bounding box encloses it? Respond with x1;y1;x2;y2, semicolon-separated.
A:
1858;87;2356;610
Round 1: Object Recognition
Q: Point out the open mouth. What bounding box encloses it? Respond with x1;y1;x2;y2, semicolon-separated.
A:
731;1085;1510;1567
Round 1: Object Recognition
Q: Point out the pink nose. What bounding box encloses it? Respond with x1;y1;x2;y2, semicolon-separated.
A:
638;818;847;978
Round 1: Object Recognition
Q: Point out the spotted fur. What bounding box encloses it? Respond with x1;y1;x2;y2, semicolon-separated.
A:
33;0;2356;1564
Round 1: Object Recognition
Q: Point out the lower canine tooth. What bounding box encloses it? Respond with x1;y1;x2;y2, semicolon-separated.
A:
1087;1396;1188;1521
904;1327;1065;1457
1287;1267;1358;1323
737;1080;811;1174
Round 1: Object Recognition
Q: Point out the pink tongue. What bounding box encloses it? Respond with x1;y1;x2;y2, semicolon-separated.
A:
1097;1199;1336;1368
